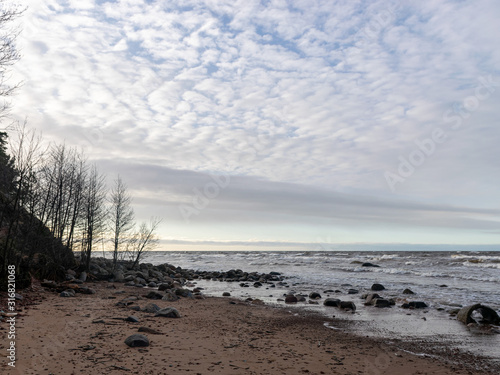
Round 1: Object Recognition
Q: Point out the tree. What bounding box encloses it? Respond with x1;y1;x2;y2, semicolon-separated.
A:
80;165;107;272
109;175;134;271
128;217;161;269
0;2;24;120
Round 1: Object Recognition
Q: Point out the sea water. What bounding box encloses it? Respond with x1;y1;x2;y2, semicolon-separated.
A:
141;250;500;362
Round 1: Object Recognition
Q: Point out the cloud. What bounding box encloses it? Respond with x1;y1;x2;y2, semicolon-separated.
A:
8;0;500;245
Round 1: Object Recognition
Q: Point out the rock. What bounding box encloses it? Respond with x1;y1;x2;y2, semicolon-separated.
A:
373;298;391;308
125;316;139;323
174;288;193;298
113;271;125;282
124;275;135;282
129;305;141;311
124;281;135;287
309;292;321;300
67;269;76;276
364;293;381;305
79;287;96;295
145;291;163;300
155;307;181;318
347;289;359;295
403;288;415;294
125;334;149;347
222;292;231;297
340;301;356;311
252;299;265;305
457;304;500;325
162;292;179;302
296;295;306;302
324;298;341;307
148;282;157;288
142;303;161;313
371;283;385;291
14;293;23;301
285;295;298;303
79;271;87;282
254;282;262;287
408;301;428;309
60;289;76;297
158;282;173;291
138;327;162;335
362;262;380;267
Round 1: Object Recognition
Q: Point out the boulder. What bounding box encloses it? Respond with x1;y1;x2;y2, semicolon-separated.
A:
113;271;125;282
408;301;428;309
60;290;75;297
222;292;231;297
371;283;385;291
285;295;298;303
324;298;341;307
155;307;181;318
142;303;161;313
403;288;415;294
364;293;381;305
79;271;87;282
145;291;163;300
457;304;500;325
125;316;139;323
340;301;356;311
158;282;173;291
125;334;149;347
347;289;359;294
373;298;391;308
162;291;179;302
309;292;321;300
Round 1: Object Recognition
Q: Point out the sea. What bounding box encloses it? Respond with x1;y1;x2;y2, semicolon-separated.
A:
139;250;500;363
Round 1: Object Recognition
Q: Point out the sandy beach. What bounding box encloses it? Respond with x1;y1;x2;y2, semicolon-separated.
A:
1;280;499;375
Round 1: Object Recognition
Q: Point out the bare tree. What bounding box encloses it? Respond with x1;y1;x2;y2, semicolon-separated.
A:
0;2;24;121
128;217;161;269
80;165;107;272
109;175;134;270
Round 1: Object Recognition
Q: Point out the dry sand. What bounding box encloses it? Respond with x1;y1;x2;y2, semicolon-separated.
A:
1;281;498;375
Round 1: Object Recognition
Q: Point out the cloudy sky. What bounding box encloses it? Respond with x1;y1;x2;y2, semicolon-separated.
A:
8;0;500;250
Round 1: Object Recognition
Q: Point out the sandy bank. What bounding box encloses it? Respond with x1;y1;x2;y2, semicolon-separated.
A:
1;281;498;375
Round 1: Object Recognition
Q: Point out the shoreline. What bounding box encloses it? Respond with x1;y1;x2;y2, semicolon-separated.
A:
2;280;500;374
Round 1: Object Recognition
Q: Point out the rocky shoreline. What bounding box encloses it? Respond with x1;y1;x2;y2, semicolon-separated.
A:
2;256;500;374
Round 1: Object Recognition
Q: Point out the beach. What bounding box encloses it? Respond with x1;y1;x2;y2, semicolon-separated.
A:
1;279;499;375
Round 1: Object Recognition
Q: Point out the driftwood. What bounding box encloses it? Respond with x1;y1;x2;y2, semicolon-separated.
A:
457;304;500;325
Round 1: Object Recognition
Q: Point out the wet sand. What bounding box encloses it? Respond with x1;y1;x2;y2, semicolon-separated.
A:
1;281;499;375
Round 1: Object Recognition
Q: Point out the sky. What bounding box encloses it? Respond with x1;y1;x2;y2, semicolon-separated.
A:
6;0;500;251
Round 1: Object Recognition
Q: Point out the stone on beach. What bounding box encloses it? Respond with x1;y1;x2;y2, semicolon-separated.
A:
222;292;231;296
125;316;139;322
371;283;385;291
309;292;321;299
155;307;181;318
340;301;356;311
403;288;415;294
125;334;150;347
285;295;298;303
324;298;341;307
60;289;76;297
138;326;163;335
145;291;163;300
457;304;500;325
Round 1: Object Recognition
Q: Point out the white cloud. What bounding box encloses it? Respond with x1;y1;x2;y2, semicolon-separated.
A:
8;0;500;245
